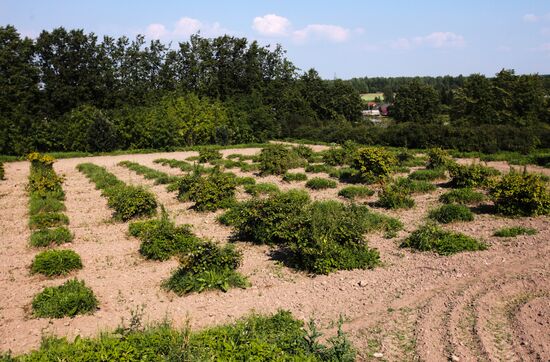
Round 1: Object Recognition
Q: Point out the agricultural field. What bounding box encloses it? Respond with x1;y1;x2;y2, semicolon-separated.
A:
360;92;384;102
0;143;549;361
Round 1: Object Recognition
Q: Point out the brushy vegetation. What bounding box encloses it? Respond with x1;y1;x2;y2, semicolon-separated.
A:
304;163;336;174
31;249;83;277
428;204;474;224
77;163;158;220
305;177;337;190
118;160;178;185
283;172;307;182
29;212;69;229
338;185;374;200
244;182;280;196
426;148;455;169
177;169;236;211
350;147;397;183
448;163;499;188
154;158;193;171
439;188;486;205
29;227;73;247
198;148;222;163
32;279;98;318
322;141;359;166
493;226;537;237
401;223;487;255
394;177;436;194
396;149;426;167
29;194;66;215
489;171;550;216
408;168;446;181
292;144;314;161
257;145;307;176
13;310;355;361
376;183;415;209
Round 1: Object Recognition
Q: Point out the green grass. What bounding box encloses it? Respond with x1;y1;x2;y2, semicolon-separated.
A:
29;194;66;215
439;188;486;205
118;160;178;184
338;185;375;200
154;158;193;171
428;204;474;224
282;172;308;182
493;226;537;237
408;168;446;181
32;279;98;318
394;177;436;194
376;184;415;209
31;249;83;277
244;182;280;196
360;92;384;101
235;176;256;185
30;227;74;247
305;163;336;174
401;223;487;255
29;213;69;229
305;177;337;190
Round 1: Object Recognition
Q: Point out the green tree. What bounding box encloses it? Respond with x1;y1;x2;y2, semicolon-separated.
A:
391;81;441;122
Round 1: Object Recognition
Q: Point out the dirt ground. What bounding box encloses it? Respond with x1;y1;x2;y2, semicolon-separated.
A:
0;147;548;361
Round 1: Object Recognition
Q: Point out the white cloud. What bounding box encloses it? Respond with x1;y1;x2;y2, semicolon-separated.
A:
391;32;465;50
144;17;229;40
252;14;291;36
145;23;168;39
292;24;350;43
174;17;202;36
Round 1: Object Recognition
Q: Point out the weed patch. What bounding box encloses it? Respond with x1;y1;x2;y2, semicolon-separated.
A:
32;279;98;318
283;172;307;182
401;223;487;255
30;227;73;247
338;185;374;200
305;177;337;190
493;226;537;237
31;249;82;277
428;204;474;224
439;188;486;205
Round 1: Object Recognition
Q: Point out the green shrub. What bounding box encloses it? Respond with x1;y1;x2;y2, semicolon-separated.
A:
29;194;66;215
31;249;83;277
493;226;537;237
118;161;178;185
489;171;550;216
235;176;256;185
185;171;237;211
439;188;486;205
292;145;314;161
377;184;415;209
322;147;347;166
198;148;222;163
428;204;474;224
239;162;260;172
337;167;361;183
282;172;307;182
408;168;446;181
107;185;158;221
338;185;374;199
426;148;454;169
258;145;306;175
29;212;69;229
350;147;397;183
305;177;337;190
27;164;64;197
304;163;336;174
401;223;487;255
30;227;73;247
244;183;280;196
154;158;193;171
448;163;499;188
394;177;436;194
396;150;426;167
32;279;98;318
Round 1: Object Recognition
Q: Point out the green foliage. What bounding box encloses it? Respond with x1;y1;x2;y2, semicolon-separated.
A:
235;176;256;185
31;249;82;277
394;177;436;194
377;184;415;209
244;182;280;196
350;147;397;183
448;163;499;188
338;185;374;200
258;145;306;175
27;153;64;197
489;171;550;216
29;194;65;215
322;147;347;166
107;185;158;221
29;212;69;229
76;163;124;190
408;168;446;181
304;163;336;174
30;227;73;247
32;279;98;318
401;223;487;255
391;80;441;122
305;177;337;190
118;161;178;185
154;158;193;171
282;172;307;182
396;149;426;167
180;170;237;211
0;162;4;180
198;148;222;163
439;188;486;205
426;148;454;169
292;145;314;161
428;204;474;224
493;226;537;237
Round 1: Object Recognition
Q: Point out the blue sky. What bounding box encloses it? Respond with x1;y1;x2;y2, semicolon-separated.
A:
2;0;550;78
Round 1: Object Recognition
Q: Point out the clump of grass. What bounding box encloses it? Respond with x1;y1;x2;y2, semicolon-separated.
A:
118;161;178;185
29;212;69;229
408;168;446;181
394;177;436;194
31;249;83;277
428;204;474;224
493;226;537;237
30;227;73;247
439;188;486;205
376;184;415;209
338;185;374;200
305;177;337;190
29;194;66;215
32;279;98;318
304;164;336;174
401;223;487;255
282;172;307;182
244;182;280;196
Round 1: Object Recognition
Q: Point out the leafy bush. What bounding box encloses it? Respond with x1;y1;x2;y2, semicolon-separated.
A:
439;188;486;205
350;147;397;183
282;172;307;182
401;223;487;255
29;212;69;229
27;162;64;197
154;158;193;171
489;171;550;216
257;145;306;175
107;185;158;221
493;226;537;237
118;161;178;185
30;227;73;247
305;177;337;190
31;249;82;277
377;184;415;209
183;171;237;211
408;168;446;181
32;279;98;318
322;141;358;166
29;194;66;215
428;204;474;224
448;163;499;188
338;185;374;200
292;145;314;161
244;182;280;196
426;148;454;169
198;148;222;163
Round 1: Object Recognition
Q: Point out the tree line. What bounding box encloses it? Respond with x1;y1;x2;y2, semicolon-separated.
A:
1;25;549;155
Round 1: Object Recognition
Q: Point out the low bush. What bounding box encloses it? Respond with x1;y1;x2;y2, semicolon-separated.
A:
239;162;259;172
493;226;537;237
401;223;487;255
244;182;280;196
338;185;374;200
394;177;436;194
258;145;306;175
183;171;237;211
32;279;98;318
31;249;83;277
408;168;446;181
27;153;64;197
283;172;307;182
29;194;66;215
489;171;550;216
292;145;314;161
322;141;358;166
336;167;361;183
396;150;426;167
29;212;69;229
448;163;499;188
305;177;337;190
428;204;474;224
304;163;336;174
377;184;415;209
107;185;158;221
426;148;454;169
154;158;193;171
198;148;223;163
350;147;397;183
30;227;73;247
118;161;178;185
439;188;486;205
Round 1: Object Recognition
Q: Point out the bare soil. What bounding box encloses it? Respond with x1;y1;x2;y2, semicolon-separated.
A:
0;147;548;361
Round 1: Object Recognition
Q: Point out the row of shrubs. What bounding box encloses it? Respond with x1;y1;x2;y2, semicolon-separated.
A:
77;163;158;220
118;160;178;185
